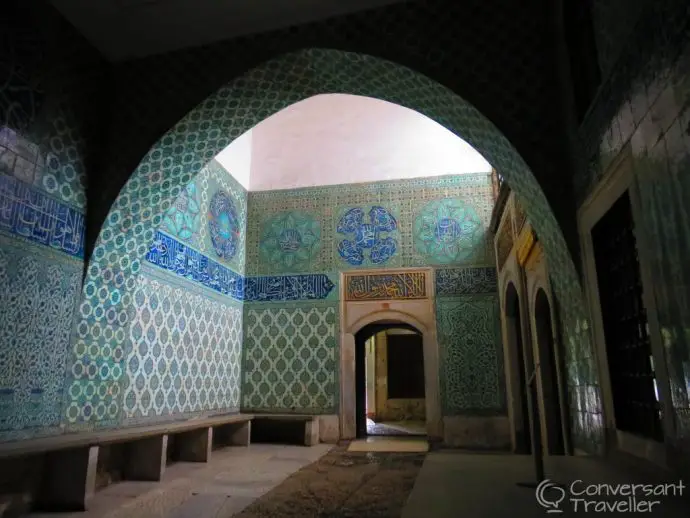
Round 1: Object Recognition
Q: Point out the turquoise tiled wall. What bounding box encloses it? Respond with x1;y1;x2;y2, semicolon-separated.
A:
118;160;247;425
0;126;87;441
242;173;503;416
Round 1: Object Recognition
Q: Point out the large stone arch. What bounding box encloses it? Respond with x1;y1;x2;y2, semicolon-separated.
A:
67;48;598;450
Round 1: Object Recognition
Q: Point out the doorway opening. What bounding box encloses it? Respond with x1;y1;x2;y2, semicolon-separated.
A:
505;282;532;454
355;322;426;438
534;289;566;455
591;190;663;442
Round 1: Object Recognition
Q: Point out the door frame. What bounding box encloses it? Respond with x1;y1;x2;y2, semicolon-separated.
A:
339;267;442;441
578;145;673;467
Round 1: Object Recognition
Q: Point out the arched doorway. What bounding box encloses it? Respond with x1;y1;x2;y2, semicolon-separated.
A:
534;288;566;455
354;322;425;438
505;282;531;454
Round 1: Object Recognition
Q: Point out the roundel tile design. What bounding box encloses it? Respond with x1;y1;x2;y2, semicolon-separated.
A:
70;48;595;441
337;206;398;266
414;198;483;264
208;189;240;261
259;211;321;273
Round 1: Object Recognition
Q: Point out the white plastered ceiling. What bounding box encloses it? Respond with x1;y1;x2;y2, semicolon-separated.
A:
215;94;493;191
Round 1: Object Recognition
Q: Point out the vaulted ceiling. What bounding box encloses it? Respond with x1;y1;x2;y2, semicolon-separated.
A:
50;0;409;61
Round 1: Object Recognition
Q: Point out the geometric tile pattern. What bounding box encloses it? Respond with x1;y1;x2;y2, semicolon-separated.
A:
259;211;321;273
122;268;242;423
435;267;497;296
0;235;81;437
162;181;202;247
414;198;484;265
65;158;246;428
0;173;85;258
0;125;87;211
200;161;247;275
336;205;399;267
78;50;589;442
248;173;496;274
436;295;505;415
242;302;338;414
344;271;427;301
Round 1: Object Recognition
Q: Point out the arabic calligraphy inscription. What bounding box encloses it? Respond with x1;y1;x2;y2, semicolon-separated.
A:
345;271;427;301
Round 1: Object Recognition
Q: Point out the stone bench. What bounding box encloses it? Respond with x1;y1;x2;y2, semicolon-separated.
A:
250;414;319;446
0;413;253;512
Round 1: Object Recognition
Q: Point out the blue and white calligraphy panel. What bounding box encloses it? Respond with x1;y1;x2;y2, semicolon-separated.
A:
146;231;337;302
435;267;497;296
146;231;244;300
0;173;85;258
244;274;335;302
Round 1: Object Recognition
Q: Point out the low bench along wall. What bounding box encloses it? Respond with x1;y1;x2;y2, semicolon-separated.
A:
0;414;253;513
250;414;319;446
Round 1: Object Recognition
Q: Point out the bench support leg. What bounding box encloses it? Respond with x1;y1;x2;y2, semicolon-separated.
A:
305;420;320;446
125;434;168;481
177;427;213;462
229;420;251;446
38;446;99;511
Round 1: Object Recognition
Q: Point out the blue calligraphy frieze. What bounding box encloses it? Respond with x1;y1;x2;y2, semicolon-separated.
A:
244;274;335;302
0;173;85;258
146;231;244;300
435;267;497;295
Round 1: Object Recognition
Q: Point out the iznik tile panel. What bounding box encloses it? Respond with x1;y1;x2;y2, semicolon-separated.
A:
244;274;335;302
345;271;427;301
0;235;81;437
0;173;85;258
436;295;505;415
122;268;243;422
146;231;244;301
247;173;496;276
242;303;338;414
435;267;498;296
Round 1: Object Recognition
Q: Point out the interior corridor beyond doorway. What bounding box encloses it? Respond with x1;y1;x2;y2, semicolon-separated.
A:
355;323;427;438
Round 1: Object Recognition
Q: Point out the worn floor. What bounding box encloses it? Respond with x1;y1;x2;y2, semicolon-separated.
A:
366;419;426;436
404;451;690;517
27;444;690;518
28;444;333;518
348;436;429;453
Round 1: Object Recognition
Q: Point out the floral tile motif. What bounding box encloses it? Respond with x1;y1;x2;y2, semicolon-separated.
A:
259;211;321;273
241;302;339;414
436;295;505;415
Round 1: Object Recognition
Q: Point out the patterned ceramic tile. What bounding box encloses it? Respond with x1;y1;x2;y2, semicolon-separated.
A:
0;234;81;437
248;174;496;275
244;274;336;302
241;302;339;414
335;205;400;268
146;231;244;301
74;50;591;440
0;173;85;258
121;266;242;423
435;267;497;296
259;211;321;273
436;295;505;415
